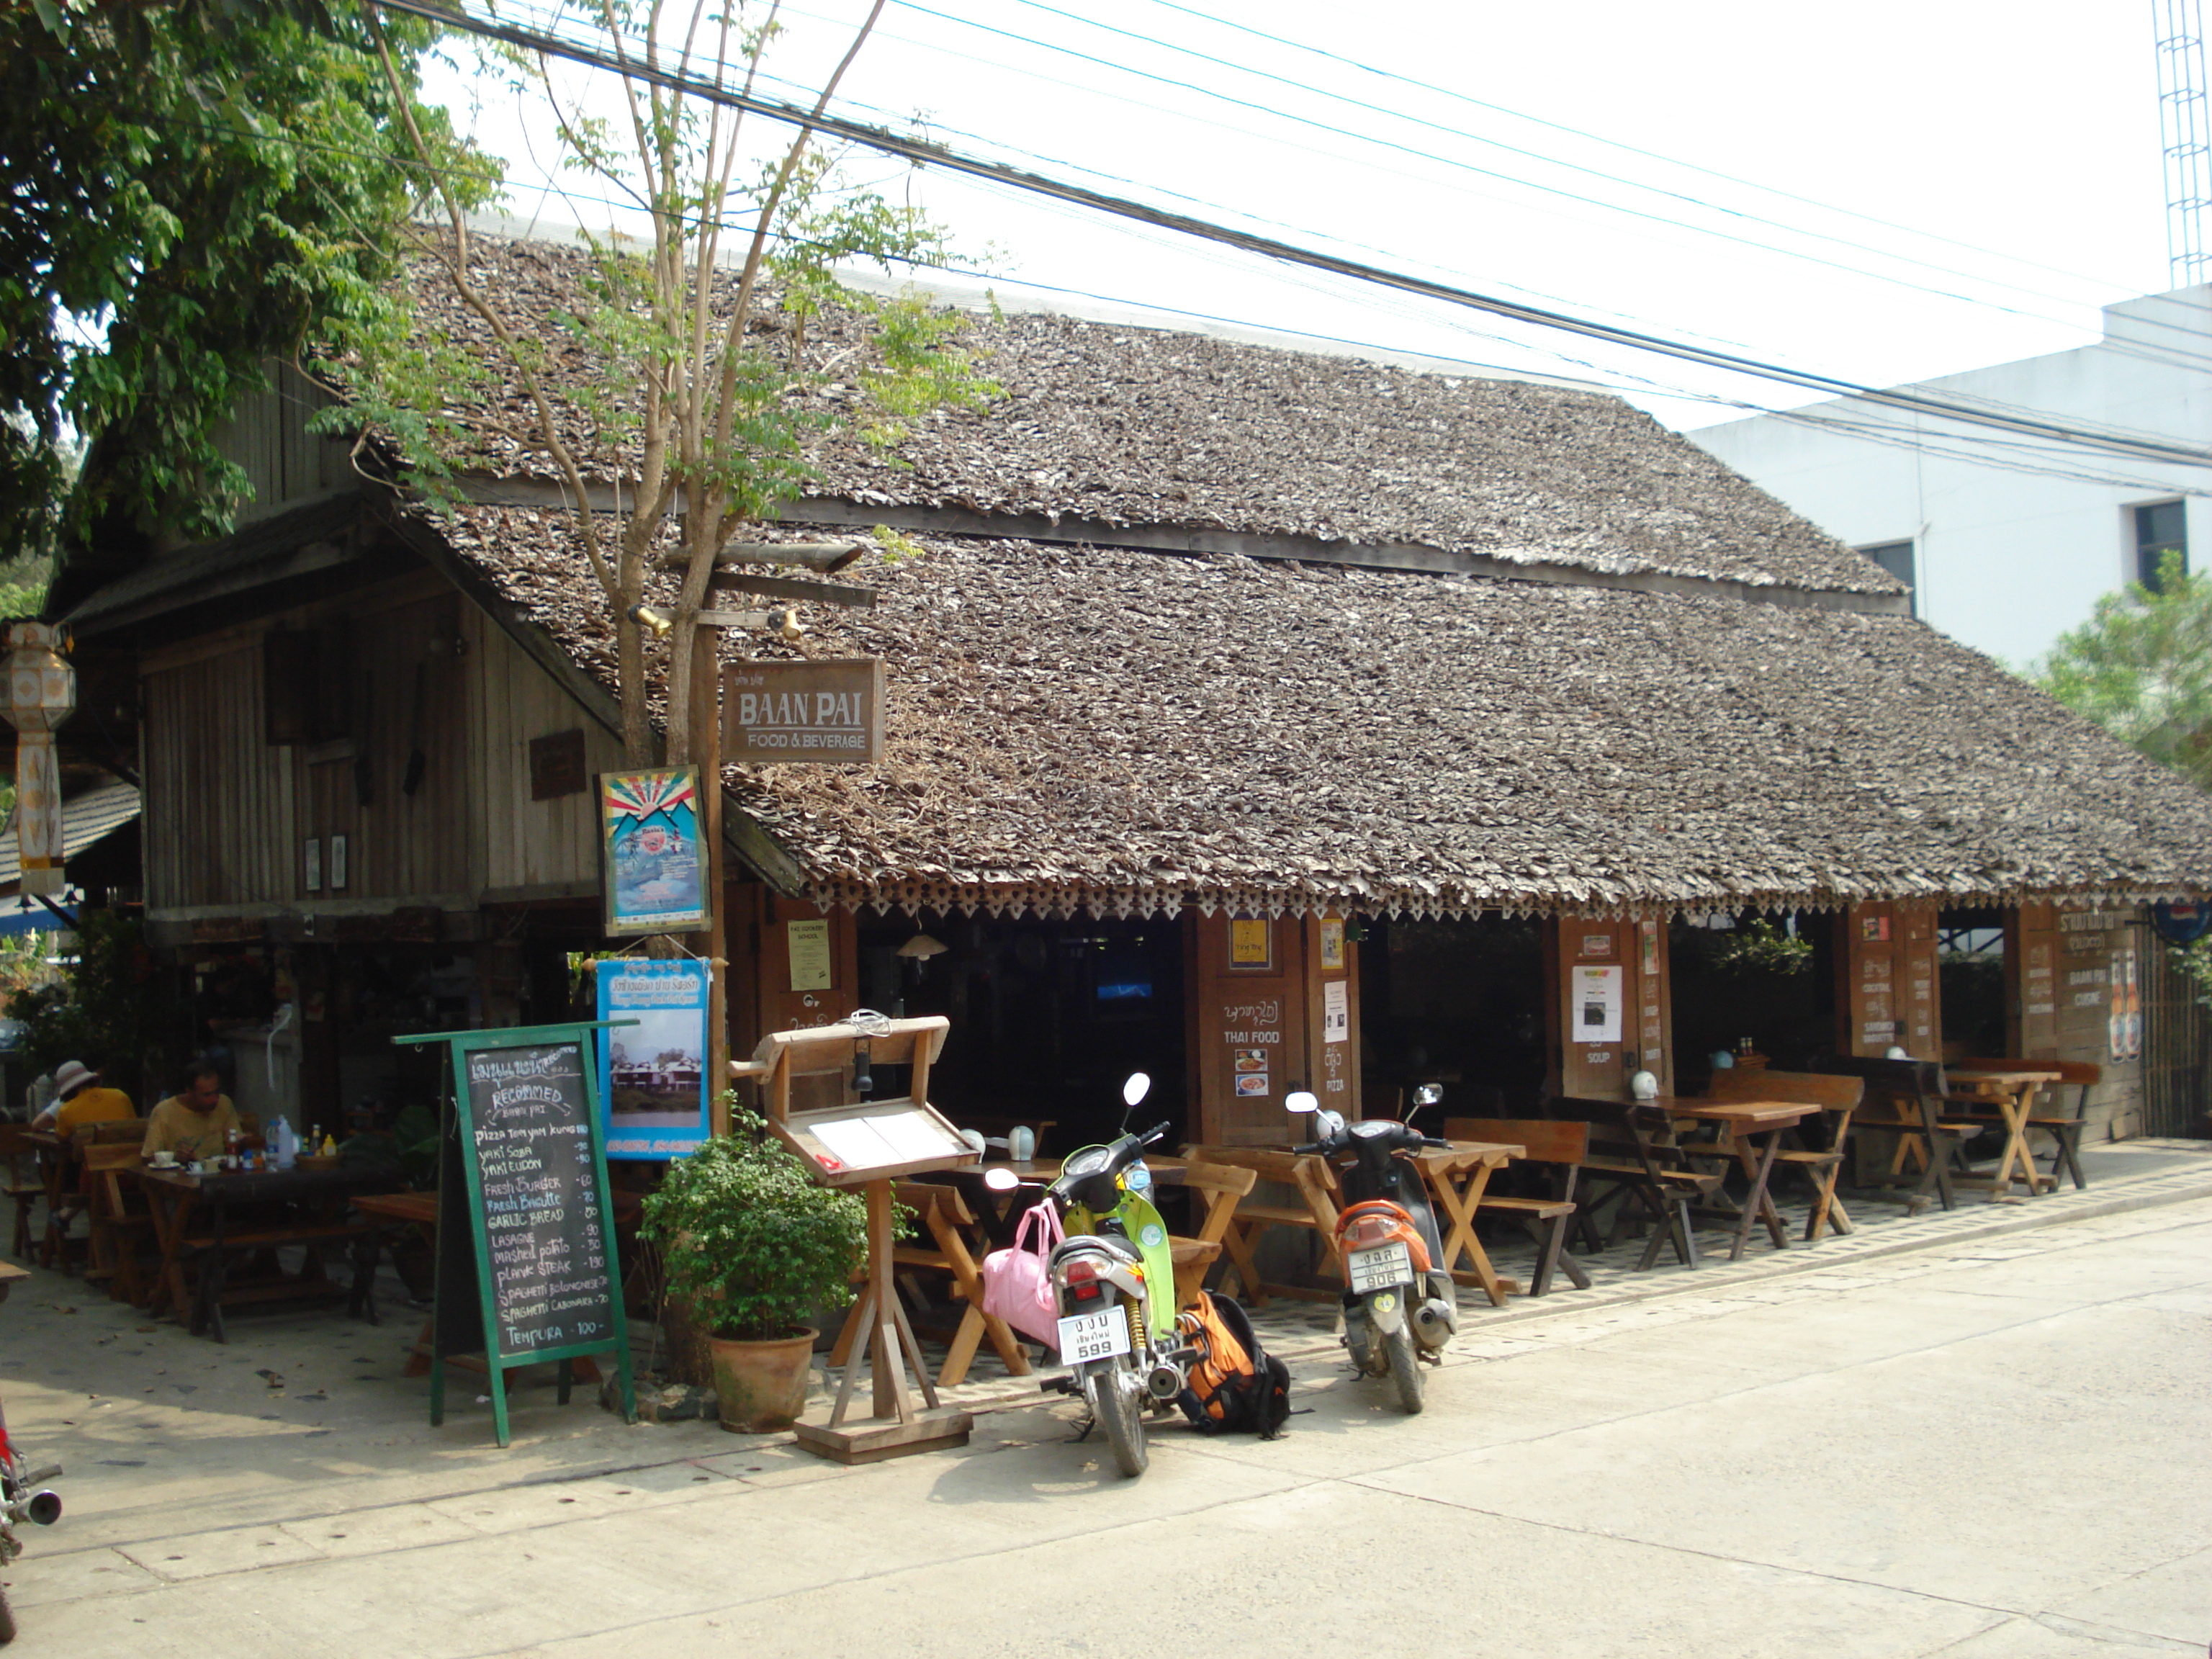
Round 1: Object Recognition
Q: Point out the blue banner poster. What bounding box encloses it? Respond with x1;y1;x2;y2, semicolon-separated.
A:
595;958;711;1160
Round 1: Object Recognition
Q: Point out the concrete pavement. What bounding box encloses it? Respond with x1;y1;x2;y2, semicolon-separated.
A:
4;1155;2209;1655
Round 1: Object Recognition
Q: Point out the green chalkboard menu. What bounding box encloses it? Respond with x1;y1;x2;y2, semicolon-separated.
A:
395;1020;637;1447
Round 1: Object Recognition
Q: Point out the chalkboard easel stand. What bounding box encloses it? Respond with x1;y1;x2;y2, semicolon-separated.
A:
395;1021;639;1448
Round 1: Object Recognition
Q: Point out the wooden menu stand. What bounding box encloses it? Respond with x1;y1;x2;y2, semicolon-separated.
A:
747;1015;977;1465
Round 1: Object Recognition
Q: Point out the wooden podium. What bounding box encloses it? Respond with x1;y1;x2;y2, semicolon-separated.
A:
741;1014;976;1464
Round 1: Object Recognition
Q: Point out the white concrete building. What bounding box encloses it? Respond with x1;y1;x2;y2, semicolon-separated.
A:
1689;285;2212;668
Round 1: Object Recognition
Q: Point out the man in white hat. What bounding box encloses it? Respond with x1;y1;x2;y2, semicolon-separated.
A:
30;1058;134;1136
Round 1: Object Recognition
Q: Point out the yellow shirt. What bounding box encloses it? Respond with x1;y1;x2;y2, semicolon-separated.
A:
55;1086;133;1136
144;1095;241;1163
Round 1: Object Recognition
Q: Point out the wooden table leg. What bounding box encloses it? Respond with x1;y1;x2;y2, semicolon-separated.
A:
1429;1164;1512;1307
1727;1131;1789;1262
142;1184;194;1322
930;1208;1030;1386
1216;1216;1269;1308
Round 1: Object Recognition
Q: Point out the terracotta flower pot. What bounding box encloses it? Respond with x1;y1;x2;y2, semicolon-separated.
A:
706;1327;817;1432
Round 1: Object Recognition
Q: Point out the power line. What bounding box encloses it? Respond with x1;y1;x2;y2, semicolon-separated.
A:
379;0;2212;471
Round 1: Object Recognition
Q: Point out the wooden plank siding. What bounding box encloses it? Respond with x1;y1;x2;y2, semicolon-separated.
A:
141;571;622;919
143;645;296;908
464;606;626;897
204;361;350;528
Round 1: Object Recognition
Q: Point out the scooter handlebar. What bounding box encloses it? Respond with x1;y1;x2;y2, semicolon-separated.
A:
1421;1136;1452;1149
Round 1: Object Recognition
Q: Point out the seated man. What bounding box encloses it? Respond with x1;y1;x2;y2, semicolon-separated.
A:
144;1064;241;1164
32;1058;134;1135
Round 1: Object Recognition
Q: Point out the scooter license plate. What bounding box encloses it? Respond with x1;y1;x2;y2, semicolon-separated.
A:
1056;1306;1132;1363
1346;1241;1412;1293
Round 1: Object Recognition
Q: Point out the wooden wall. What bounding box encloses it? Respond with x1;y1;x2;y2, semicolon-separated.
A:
207;361;349;527
143;643;297;909
1185;911;1358;1145
463;607;626;899
1834;902;1940;1059
2007;902;2144;1140
143;572;623;919
1547;916;1672;1100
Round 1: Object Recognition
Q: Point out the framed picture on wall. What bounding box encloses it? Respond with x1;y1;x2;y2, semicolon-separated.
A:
1228;916;1274;973
329;834;349;891
304;837;322;893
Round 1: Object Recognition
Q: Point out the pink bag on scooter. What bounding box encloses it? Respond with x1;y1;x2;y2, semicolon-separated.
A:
981;1199;1064;1347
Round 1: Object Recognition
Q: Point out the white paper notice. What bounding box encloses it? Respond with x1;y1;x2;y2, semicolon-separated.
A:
787;920;832;991
869;1110;960;1162
810;1117;899;1169
1322;979;1349;1043
1571;965;1624;1046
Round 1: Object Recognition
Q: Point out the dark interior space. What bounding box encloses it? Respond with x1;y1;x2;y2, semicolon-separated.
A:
1938;906;2009;1059
1668;912;1835;1091
1358;914;1548;1118
853;911;1187;1153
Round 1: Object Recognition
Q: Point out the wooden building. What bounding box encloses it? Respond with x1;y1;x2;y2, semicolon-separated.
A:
53;232;2212;1147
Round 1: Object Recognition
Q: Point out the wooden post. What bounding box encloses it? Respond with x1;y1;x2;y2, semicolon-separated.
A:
688;626;730;1136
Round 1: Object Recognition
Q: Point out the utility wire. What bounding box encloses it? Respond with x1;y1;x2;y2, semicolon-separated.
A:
379;0;2212;470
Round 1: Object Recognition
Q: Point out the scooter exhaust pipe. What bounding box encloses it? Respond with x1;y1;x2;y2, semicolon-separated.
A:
1144;1361;1185;1402
25;1489;61;1526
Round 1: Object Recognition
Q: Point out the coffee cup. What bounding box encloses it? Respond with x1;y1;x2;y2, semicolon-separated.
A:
149;1151;176;1168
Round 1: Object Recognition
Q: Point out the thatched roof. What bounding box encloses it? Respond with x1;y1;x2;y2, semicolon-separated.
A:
428;503;2212;919
392;233;1899;598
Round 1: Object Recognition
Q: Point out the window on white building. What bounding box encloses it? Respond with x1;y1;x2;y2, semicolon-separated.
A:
2134;500;2188;593
1858;540;1915;611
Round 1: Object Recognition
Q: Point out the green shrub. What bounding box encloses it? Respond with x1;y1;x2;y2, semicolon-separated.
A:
639;1101;871;1342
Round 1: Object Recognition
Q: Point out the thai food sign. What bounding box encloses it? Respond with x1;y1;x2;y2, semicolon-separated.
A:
722;659;884;764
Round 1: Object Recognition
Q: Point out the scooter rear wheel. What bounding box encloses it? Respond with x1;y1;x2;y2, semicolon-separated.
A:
1385;1323;1424;1415
1097;1357;1148;1478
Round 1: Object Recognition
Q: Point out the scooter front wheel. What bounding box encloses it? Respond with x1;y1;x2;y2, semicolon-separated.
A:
0;1575;17;1645
1095;1357;1148;1478
1385;1323;1424;1416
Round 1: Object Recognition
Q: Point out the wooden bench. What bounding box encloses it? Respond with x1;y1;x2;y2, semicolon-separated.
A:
1547;1098;1722;1270
1182;1145;1341;1305
1444;1117;1590;1296
1954;1057;2100;1191
1702;1068;1863;1241
81;1143;157;1305
1167;1159;1259;1310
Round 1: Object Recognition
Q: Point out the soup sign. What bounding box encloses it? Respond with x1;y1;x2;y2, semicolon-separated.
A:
722;659;884;764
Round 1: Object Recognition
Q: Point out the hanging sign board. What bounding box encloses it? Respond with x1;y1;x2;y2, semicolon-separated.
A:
723;659;885;764
393;1021;639;1447
596;959;711;1160
599;767;710;935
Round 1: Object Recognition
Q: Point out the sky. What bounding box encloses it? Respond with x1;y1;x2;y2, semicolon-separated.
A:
419;0;2185;436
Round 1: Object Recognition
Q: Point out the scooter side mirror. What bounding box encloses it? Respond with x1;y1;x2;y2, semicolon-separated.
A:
981;1167;1021;1193
1411;1084;1443;1108
1285;1091;1319;1115
1123;1072;1151;1107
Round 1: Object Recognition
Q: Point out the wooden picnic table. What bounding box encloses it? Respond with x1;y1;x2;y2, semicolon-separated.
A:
1413;1139;1524;1306
1943;1068;2062;1199
1654;1097;1811;1262
135;1161;403;1341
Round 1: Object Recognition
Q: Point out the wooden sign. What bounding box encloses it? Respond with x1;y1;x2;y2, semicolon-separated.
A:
723;659;885;764
393;1021;638;1447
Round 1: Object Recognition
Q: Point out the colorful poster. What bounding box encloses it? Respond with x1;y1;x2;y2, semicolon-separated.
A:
600;767;710;935
1320;918;1345;970
597;958;711;1160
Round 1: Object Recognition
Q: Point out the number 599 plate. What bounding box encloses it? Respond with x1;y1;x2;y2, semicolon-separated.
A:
1056;1306;1131;1362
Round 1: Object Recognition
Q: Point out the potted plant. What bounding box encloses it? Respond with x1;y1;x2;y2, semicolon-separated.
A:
640;1101;871;1431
